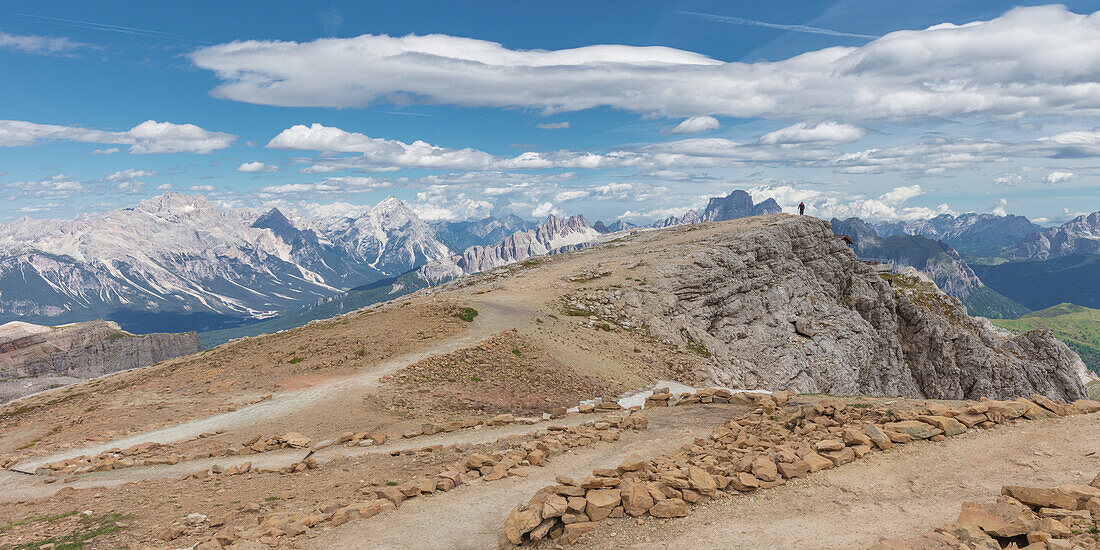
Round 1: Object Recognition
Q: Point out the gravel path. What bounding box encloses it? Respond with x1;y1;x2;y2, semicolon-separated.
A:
12;300;518;474
571;412;1100;550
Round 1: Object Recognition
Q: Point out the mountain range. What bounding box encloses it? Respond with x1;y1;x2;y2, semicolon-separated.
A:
3;187;1098;337
830;217;1028;319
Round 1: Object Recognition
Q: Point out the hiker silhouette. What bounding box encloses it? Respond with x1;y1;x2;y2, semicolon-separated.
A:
798;202;805;215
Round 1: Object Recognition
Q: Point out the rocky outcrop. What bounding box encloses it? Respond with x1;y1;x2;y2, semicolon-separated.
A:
0;320;201;403
419;215;600;282
1005;212;1100;261
702;190;782;222
580;216;1086;401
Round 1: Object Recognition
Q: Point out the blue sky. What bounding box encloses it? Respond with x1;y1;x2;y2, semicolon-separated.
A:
3;1;1100;225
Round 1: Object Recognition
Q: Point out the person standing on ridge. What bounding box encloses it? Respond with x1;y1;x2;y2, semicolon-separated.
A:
798;201;806;215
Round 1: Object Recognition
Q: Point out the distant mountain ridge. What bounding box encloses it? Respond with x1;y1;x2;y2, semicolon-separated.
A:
875;212;1043;258
1004;212;1100;261
831;217;1029;319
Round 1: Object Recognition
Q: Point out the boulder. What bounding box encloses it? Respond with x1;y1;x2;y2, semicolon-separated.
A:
648;498;688;518
584;489;621;521
1002;486;1078;510
916;415;966;437
801;452;834;472
884;421;942;440
1031;394;1073;416
688;466;718;495
777;459;810;479
559;521;598;544
503;506;542;544
957;501;1038;537
728;472;761;491
750;456;779;482
863;424;894;450
620;479;654;517
281;432;311;448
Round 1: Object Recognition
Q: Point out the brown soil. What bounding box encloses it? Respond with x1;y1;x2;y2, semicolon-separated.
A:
376;329;623;420
0;303;472;460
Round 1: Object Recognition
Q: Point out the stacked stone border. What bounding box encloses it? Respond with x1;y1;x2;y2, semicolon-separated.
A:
155;412;649;548
502;393;1100;546
871;474;1100;549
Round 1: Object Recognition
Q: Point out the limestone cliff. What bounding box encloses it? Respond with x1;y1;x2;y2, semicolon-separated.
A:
0;320;201;403
573;216;1086;401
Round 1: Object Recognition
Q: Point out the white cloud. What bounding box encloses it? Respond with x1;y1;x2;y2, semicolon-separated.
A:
759;122;865;144
993;172;1023;186
0;119;236;153
7;175;83;198
991;198;1008;216
191;6;1100;121
156;183;172;191
237;161;279;173
747;183;952;222
1044;170;1077;184
104;168;155;182
92;147;120;155
880;184;923;204
536;122;570;130
669;116;720;134
0;31;89;56
259;183;340;194
189;185;216;192
532;202;558;217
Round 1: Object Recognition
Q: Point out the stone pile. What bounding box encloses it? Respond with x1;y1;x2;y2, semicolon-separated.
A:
177;412;649;548
871;474;1100;549
31;441;175;477
503;394;1100;546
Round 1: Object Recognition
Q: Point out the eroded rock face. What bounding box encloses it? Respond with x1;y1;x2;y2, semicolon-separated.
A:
604;216;1086;401
0;320;201;403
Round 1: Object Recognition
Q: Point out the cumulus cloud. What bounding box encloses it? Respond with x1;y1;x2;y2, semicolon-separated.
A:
993;172;1024;186
0;120;236;153
104;168;155;182
532;202;559;217
189;185;216;192
536;122;570;130
92;147;120;155
669;116;720;134
0;31;89;56
237;161;279;173
1044;170;1077;184
259;182;339;194
191;6;1100;121
758;122;865;144
7;175;84;198
747;184;952;222
991;198;1008;216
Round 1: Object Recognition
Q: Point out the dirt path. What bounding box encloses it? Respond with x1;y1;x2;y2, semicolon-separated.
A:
304;406;732;550
573;413;1100;550
13;300;521;474
0;407;627;502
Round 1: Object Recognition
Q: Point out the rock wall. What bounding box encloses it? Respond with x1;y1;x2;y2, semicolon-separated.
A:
0;320;201;403
610;216;1086;401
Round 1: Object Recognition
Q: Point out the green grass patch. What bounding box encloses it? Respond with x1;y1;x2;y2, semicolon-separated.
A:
684;342;711;358
455;307;479;322
511;348;522;356
288;356;304;364
9;512;127;550
992;303;1100;374
562;305;596;317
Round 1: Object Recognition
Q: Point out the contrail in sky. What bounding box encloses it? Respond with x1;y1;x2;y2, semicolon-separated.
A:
15;13;212;44
678;10;880;40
